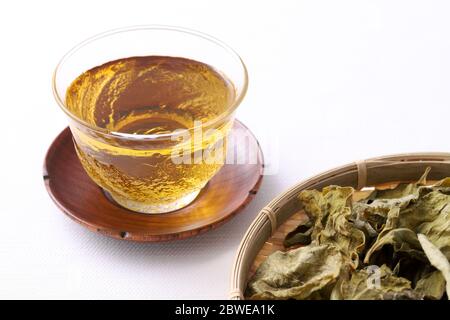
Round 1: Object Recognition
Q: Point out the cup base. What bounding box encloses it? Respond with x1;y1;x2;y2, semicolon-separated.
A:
104;189;202;214
44;121;264;241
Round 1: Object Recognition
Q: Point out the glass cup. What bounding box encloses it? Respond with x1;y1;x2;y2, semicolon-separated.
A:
52;26;248;214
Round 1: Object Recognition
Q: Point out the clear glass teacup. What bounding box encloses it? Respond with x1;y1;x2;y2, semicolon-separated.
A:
52;26;248;214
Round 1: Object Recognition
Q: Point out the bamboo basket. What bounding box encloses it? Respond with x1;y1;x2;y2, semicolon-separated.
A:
229;152;450;300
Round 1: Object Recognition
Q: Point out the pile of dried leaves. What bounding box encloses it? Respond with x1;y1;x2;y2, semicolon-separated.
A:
246;169;450;300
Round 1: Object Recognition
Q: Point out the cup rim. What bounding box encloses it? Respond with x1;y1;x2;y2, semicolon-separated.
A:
52;25;248;140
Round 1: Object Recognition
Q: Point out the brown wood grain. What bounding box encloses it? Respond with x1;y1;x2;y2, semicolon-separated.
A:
44;120;264;242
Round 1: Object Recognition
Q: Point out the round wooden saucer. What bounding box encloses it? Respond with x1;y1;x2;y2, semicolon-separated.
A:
44;120;264;242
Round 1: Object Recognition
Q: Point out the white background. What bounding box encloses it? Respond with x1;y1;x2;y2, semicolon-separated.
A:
1;0;450;299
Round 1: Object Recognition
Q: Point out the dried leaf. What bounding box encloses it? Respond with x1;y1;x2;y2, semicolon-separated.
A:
331;265;423;300
364;228;426;265
284;220;313;247
246;170;450;300
246;244;343;300
415;270;446;299
296;186;366;268
418;234;450;300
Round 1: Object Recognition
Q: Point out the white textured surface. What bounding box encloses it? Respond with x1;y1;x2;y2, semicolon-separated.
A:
1;0;450;299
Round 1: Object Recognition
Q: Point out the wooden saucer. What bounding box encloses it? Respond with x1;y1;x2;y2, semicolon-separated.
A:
44;120;264;242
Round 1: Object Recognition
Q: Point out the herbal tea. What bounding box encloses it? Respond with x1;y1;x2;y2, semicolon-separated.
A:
66;56;236;213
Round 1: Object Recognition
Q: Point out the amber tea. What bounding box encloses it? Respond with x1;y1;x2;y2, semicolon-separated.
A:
65;56;236;213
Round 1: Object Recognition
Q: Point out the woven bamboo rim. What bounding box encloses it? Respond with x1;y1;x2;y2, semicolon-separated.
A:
229;152;450;300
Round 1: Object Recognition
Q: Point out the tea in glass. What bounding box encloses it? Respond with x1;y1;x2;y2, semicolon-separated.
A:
53;26;248;214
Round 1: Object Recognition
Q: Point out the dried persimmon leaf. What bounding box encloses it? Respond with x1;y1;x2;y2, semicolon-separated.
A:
331;264;422;300
418;234;450;300
248;169;450;300
245;244;343;300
